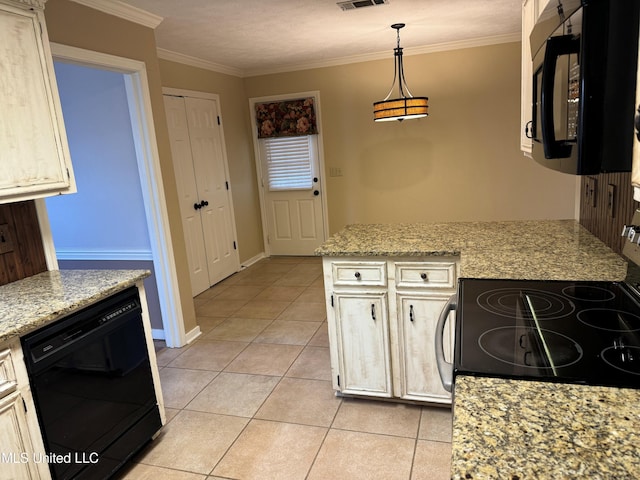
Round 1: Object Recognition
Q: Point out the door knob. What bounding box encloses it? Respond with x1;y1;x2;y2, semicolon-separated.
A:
313;190;319;196
193;200;209;210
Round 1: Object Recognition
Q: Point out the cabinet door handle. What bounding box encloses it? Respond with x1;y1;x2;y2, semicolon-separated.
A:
420;273;428;281
354;272;361;279
409;304;414;322
371;303;376;320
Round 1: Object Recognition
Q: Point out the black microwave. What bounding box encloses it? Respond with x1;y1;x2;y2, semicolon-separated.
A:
529;0;640;175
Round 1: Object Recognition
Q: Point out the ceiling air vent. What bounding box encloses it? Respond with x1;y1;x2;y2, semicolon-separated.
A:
337;0;389;11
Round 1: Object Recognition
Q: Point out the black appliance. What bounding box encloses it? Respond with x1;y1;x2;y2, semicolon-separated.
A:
436;278;640;392
529;0;640;174
22;287;162;480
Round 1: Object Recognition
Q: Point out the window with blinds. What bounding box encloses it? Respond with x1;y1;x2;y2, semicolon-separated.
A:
263;136;315;191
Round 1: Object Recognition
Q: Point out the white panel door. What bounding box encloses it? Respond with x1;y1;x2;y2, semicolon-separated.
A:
164;95;210;296
164;95;239;296
184;97;238;286
260;135;326;255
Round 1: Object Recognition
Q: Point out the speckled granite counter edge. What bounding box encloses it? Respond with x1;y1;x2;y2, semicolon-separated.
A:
0;269;150;344
315;220;627;282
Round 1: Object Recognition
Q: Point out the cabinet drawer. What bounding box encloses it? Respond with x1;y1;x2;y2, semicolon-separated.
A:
332;261;387;287
395;261;456;289
0;348;17;399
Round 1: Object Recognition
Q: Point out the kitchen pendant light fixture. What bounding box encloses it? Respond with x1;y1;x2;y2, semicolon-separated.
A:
373;23;429;122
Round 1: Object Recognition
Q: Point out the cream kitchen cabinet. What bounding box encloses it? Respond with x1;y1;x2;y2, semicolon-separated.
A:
0;341;49;479
520;0;537;156
393;291;455;403
322;256;458;405
0;0;76;203
332;291;393;397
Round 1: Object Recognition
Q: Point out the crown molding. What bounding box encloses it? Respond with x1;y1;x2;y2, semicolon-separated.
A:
156;48;244;78
158;32;520;78
246;32;521;76
69;0;162;28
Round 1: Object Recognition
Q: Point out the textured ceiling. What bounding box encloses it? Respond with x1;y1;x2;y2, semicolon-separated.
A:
114;0;522;76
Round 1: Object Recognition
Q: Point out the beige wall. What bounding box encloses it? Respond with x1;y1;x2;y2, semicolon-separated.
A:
244;42;578;234
44;0;197;334
158;61;264;263
40;1;579;339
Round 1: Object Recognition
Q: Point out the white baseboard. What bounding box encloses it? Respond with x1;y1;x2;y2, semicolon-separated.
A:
241;252;267;269
185;326;202;344
151;328;165;340
56;249;154;261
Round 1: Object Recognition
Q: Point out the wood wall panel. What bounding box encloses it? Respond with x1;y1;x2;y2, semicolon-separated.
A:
579;172;639;254
0;201;47;286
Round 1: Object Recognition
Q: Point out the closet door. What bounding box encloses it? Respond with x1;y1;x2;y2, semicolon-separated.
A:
184;97;238;287
164;95;210;296
164;94;240;296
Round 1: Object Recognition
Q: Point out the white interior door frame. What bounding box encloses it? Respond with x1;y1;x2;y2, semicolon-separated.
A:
249;90;329;256
42;43;186;348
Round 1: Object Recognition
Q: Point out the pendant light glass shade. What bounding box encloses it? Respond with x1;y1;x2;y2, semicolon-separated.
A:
373;23;429;122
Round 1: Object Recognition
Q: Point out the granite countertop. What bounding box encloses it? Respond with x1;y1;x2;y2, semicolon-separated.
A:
452;376;640;479
0;269;150;344
315;220;627;281
318;220;634;478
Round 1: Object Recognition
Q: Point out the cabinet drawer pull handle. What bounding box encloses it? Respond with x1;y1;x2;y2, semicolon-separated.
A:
371;303;376;320
409;304;414;322
354;272;361;279
420;273;428;281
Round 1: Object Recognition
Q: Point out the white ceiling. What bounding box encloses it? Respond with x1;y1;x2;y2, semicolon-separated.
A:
83;0;522;77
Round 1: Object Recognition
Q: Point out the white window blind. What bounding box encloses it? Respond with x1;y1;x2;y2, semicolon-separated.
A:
264;136;314;191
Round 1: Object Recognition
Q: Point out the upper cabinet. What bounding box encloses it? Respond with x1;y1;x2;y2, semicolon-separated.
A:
0;0;76;204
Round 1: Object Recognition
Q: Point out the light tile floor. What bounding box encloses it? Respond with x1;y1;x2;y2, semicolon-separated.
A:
119;256;452;480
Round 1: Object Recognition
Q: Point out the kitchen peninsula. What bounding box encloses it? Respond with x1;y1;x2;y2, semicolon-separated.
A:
315;220;626;281
317;219;637;479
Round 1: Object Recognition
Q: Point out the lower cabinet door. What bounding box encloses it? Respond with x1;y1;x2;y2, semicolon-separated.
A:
0;390;42;479
333;292;392;397
396;293;454;403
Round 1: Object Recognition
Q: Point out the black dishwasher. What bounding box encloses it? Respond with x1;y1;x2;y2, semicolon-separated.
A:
21;287;162;480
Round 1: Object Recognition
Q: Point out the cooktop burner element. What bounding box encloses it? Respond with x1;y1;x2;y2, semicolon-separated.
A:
478;326;583;369
577;309;640;332
476;288;576;320
455;278;640;389
562;285;616;302
601;345;640;375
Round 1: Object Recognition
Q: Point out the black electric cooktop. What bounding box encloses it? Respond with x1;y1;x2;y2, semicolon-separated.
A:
455;278;640;389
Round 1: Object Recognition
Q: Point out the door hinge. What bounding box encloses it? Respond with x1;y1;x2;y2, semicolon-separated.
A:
67;168;71;180
225;181;229;190
266;235;270;244
22;397;27;413
233;241;237;250
217;116;221;125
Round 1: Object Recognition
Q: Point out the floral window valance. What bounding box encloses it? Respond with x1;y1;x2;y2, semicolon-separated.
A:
255;97;318;138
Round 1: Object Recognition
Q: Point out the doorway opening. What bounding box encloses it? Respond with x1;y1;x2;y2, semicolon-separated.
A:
42;43;186;347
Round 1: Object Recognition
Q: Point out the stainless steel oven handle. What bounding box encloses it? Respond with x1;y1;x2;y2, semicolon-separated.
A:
435;293;457;393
